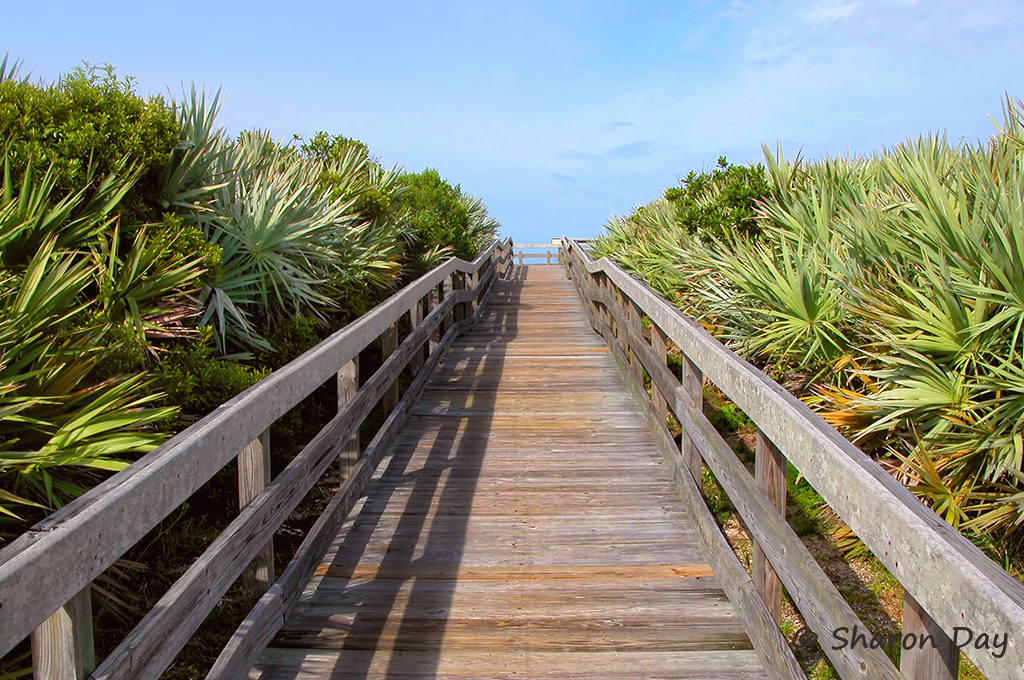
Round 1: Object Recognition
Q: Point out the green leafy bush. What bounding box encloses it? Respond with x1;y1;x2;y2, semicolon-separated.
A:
0;62;178;225
154;328;269;414
664;157;772;241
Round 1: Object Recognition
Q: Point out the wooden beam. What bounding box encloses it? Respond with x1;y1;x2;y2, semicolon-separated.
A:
382;323;399;413
337;357;359;476
626;299;643;381
651;323;669;421
409;299;425;374
452;272;466;324
754;431;786;623
238;430;273;611
680;354;703;482
901;591;958;680
31;587;94;680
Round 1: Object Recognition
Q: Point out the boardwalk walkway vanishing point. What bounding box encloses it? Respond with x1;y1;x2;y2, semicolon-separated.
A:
251;264;767;679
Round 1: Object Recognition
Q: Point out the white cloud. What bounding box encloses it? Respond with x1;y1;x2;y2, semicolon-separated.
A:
804;0;859;24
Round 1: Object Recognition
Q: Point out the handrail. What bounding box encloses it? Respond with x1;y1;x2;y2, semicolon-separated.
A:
561;237;1024;680
0;237;513;679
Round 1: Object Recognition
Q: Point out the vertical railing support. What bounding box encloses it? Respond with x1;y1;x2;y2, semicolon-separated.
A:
337;357;359;476
435;280;446;345
651;323;669;421
680;354;703;482
518;250;524;266
409;298;425;373
382;323;399;413
238;429;273;610
466;270;478;317
31;587;95;680
626;298;642;381
753;430;786;622
902;591;959;679
452;272;466;324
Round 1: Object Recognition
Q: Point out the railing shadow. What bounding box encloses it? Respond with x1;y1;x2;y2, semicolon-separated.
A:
280;265;527;678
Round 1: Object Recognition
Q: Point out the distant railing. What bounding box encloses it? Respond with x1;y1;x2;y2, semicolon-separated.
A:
512;242;561;265
561;237;1024;680
0;239;514;680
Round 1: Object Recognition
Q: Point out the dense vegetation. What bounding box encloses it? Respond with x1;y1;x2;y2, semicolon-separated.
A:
0;56;499;535
595;96;1024;561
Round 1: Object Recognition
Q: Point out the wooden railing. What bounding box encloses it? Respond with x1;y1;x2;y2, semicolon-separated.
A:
560;237;1024;680
0;238;514;680
511;243;561;265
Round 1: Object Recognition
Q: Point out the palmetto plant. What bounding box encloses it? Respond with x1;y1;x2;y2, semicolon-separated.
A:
0;238;173;523
598;94;1024;541
193;129;403;352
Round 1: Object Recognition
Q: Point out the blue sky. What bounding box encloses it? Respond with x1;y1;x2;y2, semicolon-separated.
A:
3;0;1024;244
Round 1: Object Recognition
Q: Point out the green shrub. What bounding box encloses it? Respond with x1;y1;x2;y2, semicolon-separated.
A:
155;213;222;286
664;157;771;241
154;328;269;414
393;168;473;268
0;62;178;225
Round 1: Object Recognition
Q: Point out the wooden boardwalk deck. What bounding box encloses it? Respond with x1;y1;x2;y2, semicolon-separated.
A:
250;265;767;680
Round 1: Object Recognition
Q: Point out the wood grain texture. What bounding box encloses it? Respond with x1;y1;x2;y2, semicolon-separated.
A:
901;590;958;680
31;587;94;680
248;265;768;680
561;237;1024;679
239;430;274;611
583;276;900;679
753;431;786;624
566;277;804;680
337;358;359;476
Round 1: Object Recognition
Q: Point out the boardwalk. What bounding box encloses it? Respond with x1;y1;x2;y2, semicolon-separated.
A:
250;265;767;679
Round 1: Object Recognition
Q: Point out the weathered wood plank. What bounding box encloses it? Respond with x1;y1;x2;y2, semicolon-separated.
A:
238;430;274;611
901;590;958;680
336;358;358;476
31;587;94;680
753;431;786;624
206;309;476;680
248;264;768;680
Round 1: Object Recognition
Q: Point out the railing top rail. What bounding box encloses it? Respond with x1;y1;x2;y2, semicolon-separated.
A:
561;236;1024;679
0;238;513;657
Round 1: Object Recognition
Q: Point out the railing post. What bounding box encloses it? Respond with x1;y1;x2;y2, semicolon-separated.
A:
546;250;551;265
452;272;466;324
626;298;642;381
337;357;359;476
382;322;399;413
238;429;273;610
651;323;669;421
753;430;786;622
31;588;95;680
409;298;425;374
435;280;446;345
518;250;524;266
467;270;478;317
902;590;958;679
680;354;703;482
